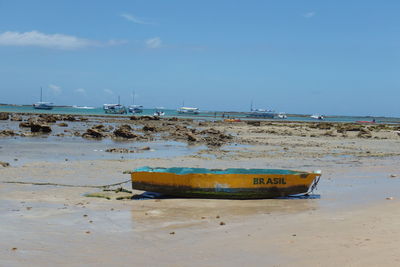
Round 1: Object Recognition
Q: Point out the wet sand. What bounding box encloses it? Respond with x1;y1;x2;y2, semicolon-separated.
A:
1;113;400;266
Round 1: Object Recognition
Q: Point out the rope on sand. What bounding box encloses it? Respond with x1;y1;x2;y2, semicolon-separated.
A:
2;179;131;188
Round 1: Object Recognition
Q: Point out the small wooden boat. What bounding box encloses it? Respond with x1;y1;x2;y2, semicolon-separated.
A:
131;167;321;199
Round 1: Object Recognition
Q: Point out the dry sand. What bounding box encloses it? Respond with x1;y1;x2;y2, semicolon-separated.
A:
1;113;400;266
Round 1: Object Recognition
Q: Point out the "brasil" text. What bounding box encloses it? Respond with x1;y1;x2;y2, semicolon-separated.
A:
253;178;286;185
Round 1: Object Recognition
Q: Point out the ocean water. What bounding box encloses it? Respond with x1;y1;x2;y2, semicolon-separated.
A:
0;105;399;123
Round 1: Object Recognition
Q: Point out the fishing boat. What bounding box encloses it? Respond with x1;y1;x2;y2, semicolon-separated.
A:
128;105;143;114
246;101;276;118
103;104;127;114
277;112;288;119
131;167;321;199
128;91;143;113
72;105;95;109
154;107;165;116
104;96;127;114
177;107;200;114
246;109;275;118
310;114;324;120
33;87;53;110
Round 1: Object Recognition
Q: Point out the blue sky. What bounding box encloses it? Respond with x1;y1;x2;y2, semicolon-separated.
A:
0;0;399;116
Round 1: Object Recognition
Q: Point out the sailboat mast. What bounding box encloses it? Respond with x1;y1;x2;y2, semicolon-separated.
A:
40;87;43;102
118;95;120;105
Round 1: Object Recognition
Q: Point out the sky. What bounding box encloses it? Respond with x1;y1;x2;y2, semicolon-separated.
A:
0;0;399;116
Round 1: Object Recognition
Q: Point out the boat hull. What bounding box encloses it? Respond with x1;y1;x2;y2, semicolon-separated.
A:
131;167;321;199
33;106;53;110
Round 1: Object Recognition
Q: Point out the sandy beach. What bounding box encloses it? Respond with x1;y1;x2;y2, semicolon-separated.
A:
1;112;400;266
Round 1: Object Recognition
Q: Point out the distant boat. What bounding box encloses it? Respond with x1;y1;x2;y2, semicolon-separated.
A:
310;114;324;120
131;167;322;199
72;105;95;109
154;107;165;116
246;101;275;118
246;109;275;118
177;107;200;114
128;105;143;114
103;104;127;114
33;87;53;110
128;91;143;113
277;112;287;119
104;95;127;114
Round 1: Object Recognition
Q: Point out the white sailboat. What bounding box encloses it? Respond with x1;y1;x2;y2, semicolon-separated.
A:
33;87;54;110
128;91;143;113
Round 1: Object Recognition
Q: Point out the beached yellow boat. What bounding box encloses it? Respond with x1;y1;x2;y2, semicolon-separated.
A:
131;167;321;199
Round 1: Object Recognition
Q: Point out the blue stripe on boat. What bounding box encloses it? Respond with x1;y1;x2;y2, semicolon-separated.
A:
133;166;301;175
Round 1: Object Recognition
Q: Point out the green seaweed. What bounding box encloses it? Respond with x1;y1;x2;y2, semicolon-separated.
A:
84;193;111;200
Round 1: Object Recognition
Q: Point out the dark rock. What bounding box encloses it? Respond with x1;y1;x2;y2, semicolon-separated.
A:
39;114;58;123
92;124;105;130
31;124;52;133
82;128;104;139
247;121;261;126
143;125;156;132
0;129;16;136
92;124;113;132
105;148;132;153
0;113;9;120
317;123;333;130
114;126;138;139
343;124;364;131
57;122;68;127
200;128;220;135
19;121;32;128
140;116;160;121
187;132;199;142
119;124;132;130
323;130;336;137
10;115;22;121
0;161;10;167
62;115;76;121
357;128;372;138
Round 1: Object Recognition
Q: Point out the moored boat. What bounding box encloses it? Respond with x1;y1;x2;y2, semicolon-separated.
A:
33;87;53;110
310;114;324;120
246;109;275;118
128;105;143;114
154;107;165;116
33;102;54;110
103;104;127;114
131;167;321;199
177;107;199;114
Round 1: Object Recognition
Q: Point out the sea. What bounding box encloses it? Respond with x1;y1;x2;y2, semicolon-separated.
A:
0;105;399;124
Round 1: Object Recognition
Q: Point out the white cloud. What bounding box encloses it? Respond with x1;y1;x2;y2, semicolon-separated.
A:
0;31;96;50
0;31;126;50
120;13;154;25
303;12;316;18
103;89;114;95
75;88;86;95
145;37;162;49
49;84;62;95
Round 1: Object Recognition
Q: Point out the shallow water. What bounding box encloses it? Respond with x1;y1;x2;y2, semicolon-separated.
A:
0;136;204;166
